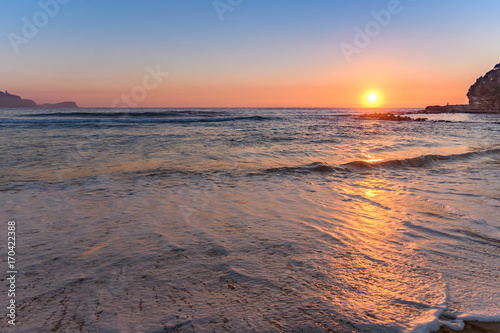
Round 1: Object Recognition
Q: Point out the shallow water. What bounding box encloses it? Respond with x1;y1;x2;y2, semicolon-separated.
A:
1;108;499;332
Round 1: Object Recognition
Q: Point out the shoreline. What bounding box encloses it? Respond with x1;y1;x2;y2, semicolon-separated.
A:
437;321;500;333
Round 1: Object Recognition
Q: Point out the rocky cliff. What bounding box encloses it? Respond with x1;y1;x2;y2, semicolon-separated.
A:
467;63;500;111
0;91;37;108
0;91;78;109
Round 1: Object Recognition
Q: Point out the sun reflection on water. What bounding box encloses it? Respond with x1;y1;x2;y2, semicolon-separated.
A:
324;175;446;327
361;152;385;163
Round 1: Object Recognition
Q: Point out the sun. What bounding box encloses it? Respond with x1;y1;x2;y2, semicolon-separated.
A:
362;91;383;108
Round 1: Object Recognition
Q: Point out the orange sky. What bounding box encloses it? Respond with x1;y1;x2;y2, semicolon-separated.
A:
12;60;478;109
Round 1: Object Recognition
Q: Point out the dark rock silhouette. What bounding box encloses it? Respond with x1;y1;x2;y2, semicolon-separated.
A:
360;113;427;121
0;91;37;108
422;104;469;113
39;102;79;109
0;90;78;108
467;64;500;110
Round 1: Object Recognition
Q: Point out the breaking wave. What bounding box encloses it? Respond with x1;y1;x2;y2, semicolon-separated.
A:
344;149;500;170
263;149;500;175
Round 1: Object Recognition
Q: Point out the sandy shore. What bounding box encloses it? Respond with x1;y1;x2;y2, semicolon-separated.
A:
436;321;500;333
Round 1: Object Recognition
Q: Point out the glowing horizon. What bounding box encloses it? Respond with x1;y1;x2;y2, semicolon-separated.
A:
1;1;499;108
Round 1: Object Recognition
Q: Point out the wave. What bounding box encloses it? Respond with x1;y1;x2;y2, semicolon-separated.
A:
344;149;500;170
21;110;229;118
0;115;271;124
263;162;347;174
263;149;500;175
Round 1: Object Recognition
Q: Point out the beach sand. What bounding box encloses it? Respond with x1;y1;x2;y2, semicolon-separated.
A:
437;322;500;333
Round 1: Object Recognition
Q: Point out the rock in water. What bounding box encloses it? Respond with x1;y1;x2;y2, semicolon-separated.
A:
467;63;500;111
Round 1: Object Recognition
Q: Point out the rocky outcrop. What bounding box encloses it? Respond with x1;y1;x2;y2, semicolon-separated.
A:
360;113;426;121
0;91;78;108
422;104;470;113
0;91;37;108
467;63;500;111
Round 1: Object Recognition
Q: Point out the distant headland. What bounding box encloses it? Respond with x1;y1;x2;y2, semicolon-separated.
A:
0;91;79;109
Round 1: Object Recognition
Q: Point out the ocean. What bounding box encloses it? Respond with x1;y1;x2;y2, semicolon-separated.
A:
1;108;499;332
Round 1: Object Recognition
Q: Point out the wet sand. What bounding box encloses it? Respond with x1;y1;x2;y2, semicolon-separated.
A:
436;322;500;333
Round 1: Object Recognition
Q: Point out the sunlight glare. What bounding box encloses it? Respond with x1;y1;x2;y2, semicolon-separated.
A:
362;91;383;108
